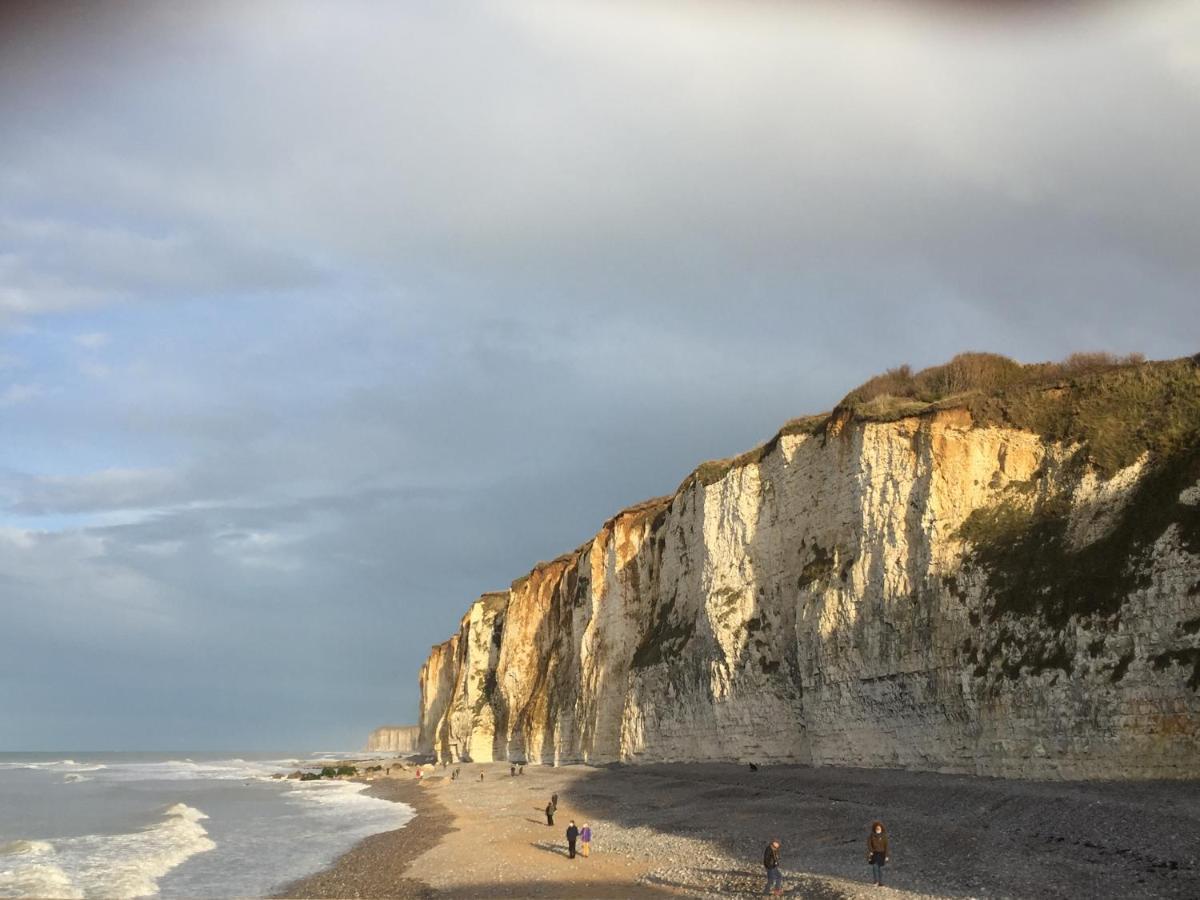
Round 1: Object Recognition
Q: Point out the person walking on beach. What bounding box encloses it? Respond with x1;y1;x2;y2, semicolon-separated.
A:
518;765;524;775
580;823;592;858
566;820;580;859
867;821;889;886
545;801;555;826
763;839;783;895
479;772;484;781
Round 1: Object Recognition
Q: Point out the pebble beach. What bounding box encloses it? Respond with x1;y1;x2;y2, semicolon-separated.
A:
275;760;1200;899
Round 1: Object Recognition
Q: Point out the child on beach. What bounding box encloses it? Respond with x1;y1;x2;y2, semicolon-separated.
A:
867;821;889;886
580;823;592;857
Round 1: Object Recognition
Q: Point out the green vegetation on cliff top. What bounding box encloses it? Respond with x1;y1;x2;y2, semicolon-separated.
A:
679;351;1200;491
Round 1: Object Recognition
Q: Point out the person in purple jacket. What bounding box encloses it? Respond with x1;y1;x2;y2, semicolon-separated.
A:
580;823;592;857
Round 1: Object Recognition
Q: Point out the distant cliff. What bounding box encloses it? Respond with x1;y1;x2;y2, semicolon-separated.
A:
366;725;420;753
417;354;1200;779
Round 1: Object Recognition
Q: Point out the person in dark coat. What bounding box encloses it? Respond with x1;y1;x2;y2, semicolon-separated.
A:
566;821;580;859
763;839;782;895
551;792;559;810
545;801;555;826
867;821;889;886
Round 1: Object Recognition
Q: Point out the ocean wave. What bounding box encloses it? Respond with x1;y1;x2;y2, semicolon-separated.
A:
96;759;276;782
0;803;215;899
0;840;81;899
0;840;56;858
0;760;106;772
286;779;416;826
62;773;91;784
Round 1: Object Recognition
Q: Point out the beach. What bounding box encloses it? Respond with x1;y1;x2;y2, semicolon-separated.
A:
275;761;1200;899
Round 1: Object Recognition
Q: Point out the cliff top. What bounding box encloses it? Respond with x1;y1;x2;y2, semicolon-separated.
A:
460;352;1199;612
676;352;1200;492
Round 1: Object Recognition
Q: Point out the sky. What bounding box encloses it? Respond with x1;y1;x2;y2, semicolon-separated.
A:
1;0;1198;751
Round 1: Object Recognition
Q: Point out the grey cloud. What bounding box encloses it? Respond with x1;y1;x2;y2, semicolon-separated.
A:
4;3;1199;321
0;212;324;316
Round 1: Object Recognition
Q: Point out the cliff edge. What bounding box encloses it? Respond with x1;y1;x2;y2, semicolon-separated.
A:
417;354;1200;779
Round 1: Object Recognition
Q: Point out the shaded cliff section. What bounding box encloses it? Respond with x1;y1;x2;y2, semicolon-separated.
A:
417;355;1200;779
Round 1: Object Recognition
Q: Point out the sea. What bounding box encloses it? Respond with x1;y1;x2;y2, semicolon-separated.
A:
0;752;414;899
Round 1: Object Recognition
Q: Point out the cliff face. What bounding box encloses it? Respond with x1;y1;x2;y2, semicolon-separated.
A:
417;358;1200;779
366;725;420;753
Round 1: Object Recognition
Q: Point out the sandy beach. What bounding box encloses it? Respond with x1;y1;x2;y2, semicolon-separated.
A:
277;760;1199;899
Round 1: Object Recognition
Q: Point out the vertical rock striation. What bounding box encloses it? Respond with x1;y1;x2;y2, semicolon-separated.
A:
417;357;1200;779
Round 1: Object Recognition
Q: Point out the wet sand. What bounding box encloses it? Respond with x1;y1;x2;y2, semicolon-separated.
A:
276;761;1200;899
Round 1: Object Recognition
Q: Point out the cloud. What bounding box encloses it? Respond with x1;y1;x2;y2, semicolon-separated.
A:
0;526;183;639
73;332;109;349
8;467;184;515
3;1;1198;327
0;214;324;317
0;382;42;407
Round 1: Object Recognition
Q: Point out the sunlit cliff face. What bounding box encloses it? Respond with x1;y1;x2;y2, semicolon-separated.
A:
419;361;1200;779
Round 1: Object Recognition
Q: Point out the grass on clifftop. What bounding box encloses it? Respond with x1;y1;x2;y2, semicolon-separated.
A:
676;352;1199;494
836;352;1200;477
837;351;1144;412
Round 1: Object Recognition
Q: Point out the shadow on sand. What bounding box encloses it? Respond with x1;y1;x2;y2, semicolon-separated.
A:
556;762;1200;900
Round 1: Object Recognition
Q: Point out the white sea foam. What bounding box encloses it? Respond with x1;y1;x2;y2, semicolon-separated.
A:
0;760;106;773
0;804;215;899
63;773;91;784
286;779;415;826
97;759;277;783
0;840;81;900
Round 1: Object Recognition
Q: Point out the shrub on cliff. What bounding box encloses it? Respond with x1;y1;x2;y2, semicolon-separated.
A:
837;350;1145;416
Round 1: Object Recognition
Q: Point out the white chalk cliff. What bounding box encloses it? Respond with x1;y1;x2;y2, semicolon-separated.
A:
417;356;1200;779
366;725;421;753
